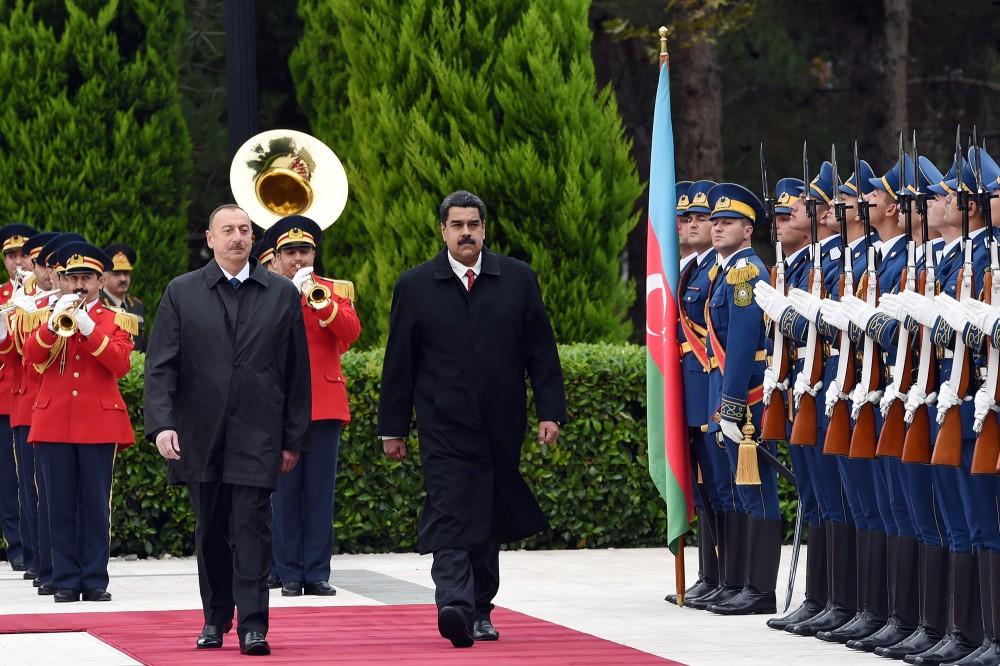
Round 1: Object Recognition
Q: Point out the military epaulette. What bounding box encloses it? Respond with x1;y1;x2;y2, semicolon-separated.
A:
106;306;139;336
726;259;760;286
20;307;51;335
329;279;355;302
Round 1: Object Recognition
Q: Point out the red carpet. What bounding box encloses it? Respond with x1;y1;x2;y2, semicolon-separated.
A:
0;604;682;665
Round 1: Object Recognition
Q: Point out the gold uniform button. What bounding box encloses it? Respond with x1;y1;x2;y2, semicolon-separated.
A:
74;355;80;361
73;372;79;378
71;390;78;397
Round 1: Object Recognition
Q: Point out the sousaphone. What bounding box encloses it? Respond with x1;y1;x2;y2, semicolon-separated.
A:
230;129;348;230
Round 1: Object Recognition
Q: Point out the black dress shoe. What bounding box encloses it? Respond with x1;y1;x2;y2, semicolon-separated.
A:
32;578;41;588
53;588;80;603
23;568;37;581
707;588;776;615
239;631;270;656
37;582;57;596
438;606;474;648
473;618;499;641
874;626;944;660
816;610;885;643
82;588;112;602
685;584;741;610
281;580;302;596
766;599;824;631
267;572;281;589
10;557;25;572
847;619;918;652
197;625;224;649
303;581;337;596
666;578;716;605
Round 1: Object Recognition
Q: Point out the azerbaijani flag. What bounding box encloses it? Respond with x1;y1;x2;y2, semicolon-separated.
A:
645;55;692;554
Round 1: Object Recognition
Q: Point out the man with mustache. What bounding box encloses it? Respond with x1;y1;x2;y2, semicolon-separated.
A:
378;190;566;648
145;204;311;655
100;244;146;352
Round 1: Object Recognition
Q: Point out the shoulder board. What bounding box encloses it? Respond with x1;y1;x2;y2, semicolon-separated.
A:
113;310;139;336
726;259;760;285
324;278;355;302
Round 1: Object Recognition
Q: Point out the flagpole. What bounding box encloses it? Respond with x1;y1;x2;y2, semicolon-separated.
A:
658;24;685;607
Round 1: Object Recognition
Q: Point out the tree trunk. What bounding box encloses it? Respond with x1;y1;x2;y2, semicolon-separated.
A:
672;35;724;181
882;0;909;162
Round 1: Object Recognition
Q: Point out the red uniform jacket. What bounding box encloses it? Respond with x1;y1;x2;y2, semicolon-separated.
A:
0;280;18;414
304;276;360;422
0;293;57;428
23;301;134;447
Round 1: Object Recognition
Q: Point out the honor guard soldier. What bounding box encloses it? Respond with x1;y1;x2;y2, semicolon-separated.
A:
268;215;360;597
100;244;146;353
697;182;782;616
669;179;731;608
23;241;137;603
676;180;694;265
0;223;37;573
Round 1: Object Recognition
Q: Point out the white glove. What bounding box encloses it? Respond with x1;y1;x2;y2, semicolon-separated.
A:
753;281;789;321
74;308;95;337
973;385;997;431
787;288;823;324
762;367;778;405
896;291;938;327
0;312;8;342
935;380;962;423
11;294;36;313
818;299;852;331
720;419;743;443
291;266;314;293
849;382;883;419
904;386;928;421
876;292;907;322
879;388;906;418
935;293;971;333
963;299;1000;336
824;379;844;416
840;295;878;330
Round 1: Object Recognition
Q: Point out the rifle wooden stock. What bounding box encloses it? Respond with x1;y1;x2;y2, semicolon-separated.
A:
973;270;1000;474
932;265;970;468
849;272;880;459
761;267;790;441
824;400;852;455
790;270;823;446
902;271;935;464
877;267;914;458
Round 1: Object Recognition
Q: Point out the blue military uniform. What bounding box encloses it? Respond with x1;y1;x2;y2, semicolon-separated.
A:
695;182;782;617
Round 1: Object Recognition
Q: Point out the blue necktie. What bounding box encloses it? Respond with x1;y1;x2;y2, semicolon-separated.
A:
229;277;241;290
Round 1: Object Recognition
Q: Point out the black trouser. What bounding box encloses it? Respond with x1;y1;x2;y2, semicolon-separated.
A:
432;543;500;629
186;481;271;639
0;415;22;564
13;426;37;572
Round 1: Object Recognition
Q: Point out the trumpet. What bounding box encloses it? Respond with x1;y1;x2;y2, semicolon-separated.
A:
0;288;59;316
54;297;86;338
300;272;331;310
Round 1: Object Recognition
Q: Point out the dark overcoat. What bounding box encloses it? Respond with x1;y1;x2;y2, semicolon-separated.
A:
144;259;312;489
377;248;567;553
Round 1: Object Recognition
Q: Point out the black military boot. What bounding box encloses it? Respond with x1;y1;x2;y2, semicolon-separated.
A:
876;542;948;659
667;508;719;605
817;528;888;643
944;550;998;666
954;549;1000;666
687;511;745;610
768;521;826;630
849;534;920;651
707;516;780;615
791;524;861;636
904;550;983;665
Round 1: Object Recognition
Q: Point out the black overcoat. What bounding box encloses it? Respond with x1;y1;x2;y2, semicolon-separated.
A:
377;248;567;553
144;259;312;489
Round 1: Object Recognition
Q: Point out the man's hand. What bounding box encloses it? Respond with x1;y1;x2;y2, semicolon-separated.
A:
720;419;743;443
383;437;408;461
280;450;300;474
74;308;96;337
155;429;181;460
538;421;560;445
753;281;789;321
292;266;314;293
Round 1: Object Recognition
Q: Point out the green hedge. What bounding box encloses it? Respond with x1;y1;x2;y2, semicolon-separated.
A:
4;344;797;558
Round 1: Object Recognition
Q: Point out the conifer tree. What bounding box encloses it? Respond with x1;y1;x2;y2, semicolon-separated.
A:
0;0;191;314
292;0;641;345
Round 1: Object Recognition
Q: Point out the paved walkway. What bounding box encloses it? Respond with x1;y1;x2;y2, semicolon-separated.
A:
0;546;880;665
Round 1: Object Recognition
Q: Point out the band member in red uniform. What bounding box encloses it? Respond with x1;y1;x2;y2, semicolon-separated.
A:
269;215;360;596
0;223;37;574
23;241;136;603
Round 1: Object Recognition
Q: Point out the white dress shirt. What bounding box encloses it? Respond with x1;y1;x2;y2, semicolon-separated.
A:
447;251;482;290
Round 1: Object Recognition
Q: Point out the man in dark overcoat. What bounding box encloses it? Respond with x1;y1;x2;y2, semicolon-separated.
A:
144;204;311;656
378;190;567;648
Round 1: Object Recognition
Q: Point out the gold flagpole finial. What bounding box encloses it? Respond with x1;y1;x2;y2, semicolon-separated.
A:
658;26;669;58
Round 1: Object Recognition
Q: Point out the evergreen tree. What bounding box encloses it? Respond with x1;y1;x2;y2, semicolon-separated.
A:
0;0;191;314
292;0;642;346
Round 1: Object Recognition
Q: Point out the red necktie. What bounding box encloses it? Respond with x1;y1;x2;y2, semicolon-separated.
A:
465;269;476;291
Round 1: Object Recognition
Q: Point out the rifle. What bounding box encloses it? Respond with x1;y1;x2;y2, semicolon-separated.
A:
970;130;1000;474
823;145;857;456
789;142;824;446
849;140;881;459
932;127;972;467
902;131;938;463
760;143;791;441
877;132;916;457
